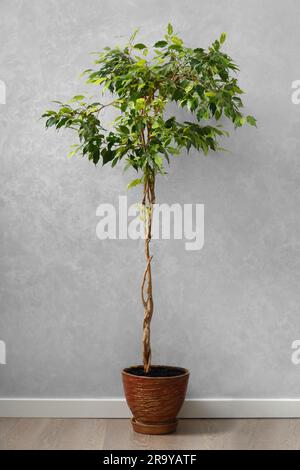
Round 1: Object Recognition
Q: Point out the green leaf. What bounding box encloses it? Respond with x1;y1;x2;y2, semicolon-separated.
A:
111;157;119;168
71;95;85;101
154;155;163;167
215;108;222;120
167;23;173;35
45;116;57;128
136;59;147;67
168;44;182;52
167;147;180;155
101;148;115;165
60;106;72;113
247;115;257;127
205;91;216;97
134;43;147;49
119;125;129;134
187;99;194;111
152;121;160;129
89;77;106;85
93;151;100;165
203;109;210;120
220;32;227;45
153;40;168;48
234;116;246;127
185;83;194;93
130;28;139;43
171;36;183;46
135;98;145;110
127;178;143;189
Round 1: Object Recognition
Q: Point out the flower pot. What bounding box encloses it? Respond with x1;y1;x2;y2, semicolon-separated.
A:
122;365;189;435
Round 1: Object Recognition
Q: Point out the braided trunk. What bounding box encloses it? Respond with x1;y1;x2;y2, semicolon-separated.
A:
141;173;155;373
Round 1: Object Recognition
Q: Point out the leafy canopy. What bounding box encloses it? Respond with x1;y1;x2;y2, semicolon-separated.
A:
42;24;256;187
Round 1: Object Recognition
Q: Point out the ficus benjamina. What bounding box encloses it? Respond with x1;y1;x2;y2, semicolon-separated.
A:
42;24;256;373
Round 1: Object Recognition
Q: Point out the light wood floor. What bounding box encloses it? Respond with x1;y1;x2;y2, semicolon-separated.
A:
1;418;300;450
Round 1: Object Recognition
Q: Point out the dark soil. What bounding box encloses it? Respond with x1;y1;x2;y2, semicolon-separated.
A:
124;366;186;378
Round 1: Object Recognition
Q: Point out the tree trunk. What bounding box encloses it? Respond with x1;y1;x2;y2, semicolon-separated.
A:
141;173;155;373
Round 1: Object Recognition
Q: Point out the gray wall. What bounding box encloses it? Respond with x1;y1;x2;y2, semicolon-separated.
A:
1;0;300;399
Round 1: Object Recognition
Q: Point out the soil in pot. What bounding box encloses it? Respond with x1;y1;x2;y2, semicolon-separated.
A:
124;365;186;377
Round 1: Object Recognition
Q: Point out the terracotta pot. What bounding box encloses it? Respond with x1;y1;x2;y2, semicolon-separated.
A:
122;365;189;435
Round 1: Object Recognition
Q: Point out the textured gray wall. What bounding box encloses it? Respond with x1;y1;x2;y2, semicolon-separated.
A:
1;0;300;399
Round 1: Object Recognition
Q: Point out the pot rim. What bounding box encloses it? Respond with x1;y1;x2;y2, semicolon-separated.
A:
122;365;189;380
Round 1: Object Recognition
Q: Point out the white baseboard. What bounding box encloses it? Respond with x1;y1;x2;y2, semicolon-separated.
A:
1;398;300;418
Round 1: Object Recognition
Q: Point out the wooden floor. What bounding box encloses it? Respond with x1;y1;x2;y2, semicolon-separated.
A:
1;418;300;450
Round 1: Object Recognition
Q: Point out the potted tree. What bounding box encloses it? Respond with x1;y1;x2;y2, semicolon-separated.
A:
42;24;256;434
